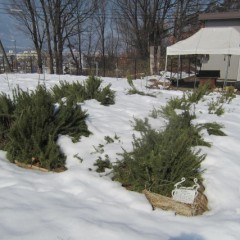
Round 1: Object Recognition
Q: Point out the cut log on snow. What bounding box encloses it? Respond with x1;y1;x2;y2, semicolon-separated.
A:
14;160;66;173
143;189;208;216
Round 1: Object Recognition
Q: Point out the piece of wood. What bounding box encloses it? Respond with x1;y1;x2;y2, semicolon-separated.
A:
14;160;67;173
15;160;50;172
143;189;208;216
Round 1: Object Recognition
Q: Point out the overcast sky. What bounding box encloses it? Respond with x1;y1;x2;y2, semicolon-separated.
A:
0;0;32;52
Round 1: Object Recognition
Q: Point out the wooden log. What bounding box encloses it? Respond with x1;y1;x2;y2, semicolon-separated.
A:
14;160;67;173
15;160;50;172
143;189;208;216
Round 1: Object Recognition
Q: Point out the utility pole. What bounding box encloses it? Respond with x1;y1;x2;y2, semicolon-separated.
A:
0;39;12;72
11;39;17;72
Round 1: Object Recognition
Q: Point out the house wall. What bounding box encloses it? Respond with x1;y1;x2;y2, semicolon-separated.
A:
202;55;240;81
202;17;240;82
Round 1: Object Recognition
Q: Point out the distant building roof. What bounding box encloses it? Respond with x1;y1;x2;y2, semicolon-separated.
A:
199;11;240;21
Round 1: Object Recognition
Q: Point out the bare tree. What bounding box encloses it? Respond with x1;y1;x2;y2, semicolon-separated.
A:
172;0;205;42
8;0;45;73
114;0;173;59
95;0;108;76
39;0;98;74
39;0;54;74
209;0;240;12
66;0;97;75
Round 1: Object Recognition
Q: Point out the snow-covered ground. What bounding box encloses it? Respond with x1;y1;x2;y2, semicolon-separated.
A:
0;73;240;240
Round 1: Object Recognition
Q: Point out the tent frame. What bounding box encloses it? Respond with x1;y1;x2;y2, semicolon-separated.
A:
165;27;240;87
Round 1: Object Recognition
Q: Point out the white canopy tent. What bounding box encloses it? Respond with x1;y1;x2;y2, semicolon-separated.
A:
165;26;240;86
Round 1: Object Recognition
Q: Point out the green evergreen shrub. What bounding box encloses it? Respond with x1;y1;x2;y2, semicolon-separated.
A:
95;84;116;105
208;99;225;116
51;81;86;103
84;75;102;99
220;86;236;104
132;117;151;132
113;86;227;196
94;155;112;173
165;110;211;147
127;76;156;97
149;107;160;119
52;99;90;142
104;135;114;144
160;96;190;118
198;122;226;136
2;85;90;171
186;83;210;103
113;109;207;196
0;93;15;149
51;76;115;106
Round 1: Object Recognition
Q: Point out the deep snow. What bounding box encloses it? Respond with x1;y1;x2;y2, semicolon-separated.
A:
0;73;240;240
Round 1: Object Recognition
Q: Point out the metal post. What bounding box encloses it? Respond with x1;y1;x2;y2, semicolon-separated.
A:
224;54;231;88
164;54;168;72
14;40;17;72
134;56;137;79
0;39;12;72
164;54;168;89
11;39;17;72
177;55;180;88
194;55;197;89
95;62;98;76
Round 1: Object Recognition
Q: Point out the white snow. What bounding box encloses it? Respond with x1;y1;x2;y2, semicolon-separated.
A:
0;73;240;240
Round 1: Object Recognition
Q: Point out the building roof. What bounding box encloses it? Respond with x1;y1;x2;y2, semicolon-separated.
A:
199;11;240;21
167;26;240;56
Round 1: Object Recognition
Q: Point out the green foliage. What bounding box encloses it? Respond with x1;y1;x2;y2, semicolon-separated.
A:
0;85;90;171
51;76;115;106
132;117;151;132
198;122;226;136
95;83;115;105
94;155;112;173
220;86;236;104
149;107;160;119
114;133;120;141
186;84;210;103
127;76;156;97
104;135;114;144
165;110;210;147
113;84;229;196
127;88;156;97
127;75;134;88
214;106;225;116
208;99;225;116
53;99;90;142
92;144;104;154
160;96;190;118
0;93;15;149
113;109;208;196
51;80;86;103
73;153;83;163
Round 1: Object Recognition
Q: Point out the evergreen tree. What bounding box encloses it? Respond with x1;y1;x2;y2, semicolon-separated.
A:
1;85;90;171
113;111;207;196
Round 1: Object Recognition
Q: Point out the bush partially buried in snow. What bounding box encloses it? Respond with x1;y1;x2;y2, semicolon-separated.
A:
0;85;91;171
51;75;115;106
113;85;226;197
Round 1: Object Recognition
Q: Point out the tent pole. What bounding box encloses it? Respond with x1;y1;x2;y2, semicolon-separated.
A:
164;54;168;89
237;56;240;81
224;54;231;88
164;54;168;72
177;55;180;88
170;57;173;79
194;55;197;89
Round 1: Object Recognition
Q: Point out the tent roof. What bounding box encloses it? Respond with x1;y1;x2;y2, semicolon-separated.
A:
167;27;240;56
